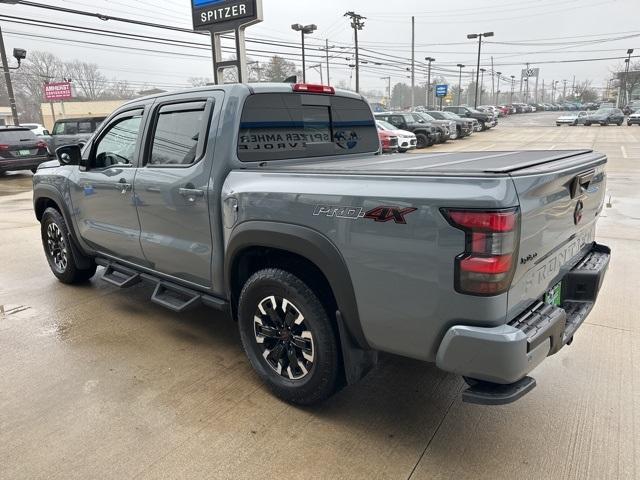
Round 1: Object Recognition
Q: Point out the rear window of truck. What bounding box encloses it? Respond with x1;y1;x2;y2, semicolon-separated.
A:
237;93;379;162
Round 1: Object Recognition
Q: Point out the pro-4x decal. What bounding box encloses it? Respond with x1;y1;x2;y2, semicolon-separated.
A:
364;206;417;224
313;204;417;224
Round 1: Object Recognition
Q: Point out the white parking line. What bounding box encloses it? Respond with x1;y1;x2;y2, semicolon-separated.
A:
621;145;628;158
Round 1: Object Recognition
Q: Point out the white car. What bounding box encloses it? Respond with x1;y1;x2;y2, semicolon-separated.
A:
556;111;589;126
22;123;49;136
376;120;417;152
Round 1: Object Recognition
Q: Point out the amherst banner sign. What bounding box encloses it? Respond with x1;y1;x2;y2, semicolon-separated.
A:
192;0;261;31
44;82;73;101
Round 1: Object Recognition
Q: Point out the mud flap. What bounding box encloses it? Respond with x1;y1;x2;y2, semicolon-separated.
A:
336;311;378;385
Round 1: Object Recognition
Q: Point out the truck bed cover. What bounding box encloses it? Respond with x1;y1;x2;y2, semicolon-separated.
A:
258;149;601;176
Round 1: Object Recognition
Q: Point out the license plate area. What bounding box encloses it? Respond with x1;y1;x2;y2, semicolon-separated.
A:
545;281;562;307
18;149;31;156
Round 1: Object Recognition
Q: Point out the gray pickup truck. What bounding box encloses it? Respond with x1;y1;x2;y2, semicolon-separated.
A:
33;83;610;406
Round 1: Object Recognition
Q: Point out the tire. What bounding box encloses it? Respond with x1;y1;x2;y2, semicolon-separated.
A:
618;121;623;126
415;133;429;149
585;122;591;126
237;268;340;405
456;126;462;137
31;168;38;174
41;207;97;284
479;121;487;131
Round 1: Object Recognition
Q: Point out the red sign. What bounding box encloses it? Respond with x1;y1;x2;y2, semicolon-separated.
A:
44;82;73;101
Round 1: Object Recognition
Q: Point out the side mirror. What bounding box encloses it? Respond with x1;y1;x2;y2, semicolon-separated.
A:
42;130;50;136
56;144;82;166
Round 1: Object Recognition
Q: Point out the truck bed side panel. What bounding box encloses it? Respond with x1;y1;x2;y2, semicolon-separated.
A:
223;171;519;361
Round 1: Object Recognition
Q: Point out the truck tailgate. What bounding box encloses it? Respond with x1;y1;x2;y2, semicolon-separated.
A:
506;150;608;321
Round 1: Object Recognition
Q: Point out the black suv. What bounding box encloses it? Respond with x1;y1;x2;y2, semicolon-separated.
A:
0;127;50;175
444;106;493;130
426;110;476;137
374;113;440;148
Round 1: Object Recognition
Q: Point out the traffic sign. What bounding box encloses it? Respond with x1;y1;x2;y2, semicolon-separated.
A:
435;84;448;98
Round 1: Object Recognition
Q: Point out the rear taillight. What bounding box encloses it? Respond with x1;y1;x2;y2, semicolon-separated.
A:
0;144;9;150
293;83;335;94
36;141;48;149
442;207;520;296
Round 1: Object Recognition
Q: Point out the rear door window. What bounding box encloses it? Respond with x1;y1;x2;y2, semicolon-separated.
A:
238;93;378;162
0;129;37;143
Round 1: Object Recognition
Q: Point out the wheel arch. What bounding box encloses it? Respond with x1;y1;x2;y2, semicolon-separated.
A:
225;221;370;351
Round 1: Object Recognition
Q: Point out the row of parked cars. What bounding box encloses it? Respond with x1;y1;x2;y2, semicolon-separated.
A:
375;106;498;153
0;117;105;175
556;107;640;126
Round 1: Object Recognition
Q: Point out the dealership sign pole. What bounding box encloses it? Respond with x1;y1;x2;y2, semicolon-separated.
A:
191;0;263;84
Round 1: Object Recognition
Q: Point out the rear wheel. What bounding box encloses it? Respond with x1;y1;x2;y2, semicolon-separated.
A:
41;208;96;284
238;268;340;405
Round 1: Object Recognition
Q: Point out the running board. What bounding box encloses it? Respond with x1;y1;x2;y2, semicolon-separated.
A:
95;258;228;313
150;282;201;313
101;264;141;288
462;376;536;405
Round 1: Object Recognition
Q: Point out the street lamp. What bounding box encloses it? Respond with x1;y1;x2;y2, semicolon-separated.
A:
291;23;317;83
457;63;465;106
467;31;494;108
495;71;502;105
479;68;486;105
623;48;634;106
425;56;435;107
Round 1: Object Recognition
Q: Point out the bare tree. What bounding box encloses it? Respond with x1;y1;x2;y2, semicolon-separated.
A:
188;77;212;87
103;80;136;100
573;80;598;103
611;60;640;105
64;60;107;100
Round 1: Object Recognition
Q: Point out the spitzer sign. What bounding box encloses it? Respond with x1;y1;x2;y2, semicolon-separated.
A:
191;0;261;31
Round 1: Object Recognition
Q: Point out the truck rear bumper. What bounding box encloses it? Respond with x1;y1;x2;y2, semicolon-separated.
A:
436;242;610;386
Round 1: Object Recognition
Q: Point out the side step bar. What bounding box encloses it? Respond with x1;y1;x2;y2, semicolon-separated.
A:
462;376;536;406
96;259;228;313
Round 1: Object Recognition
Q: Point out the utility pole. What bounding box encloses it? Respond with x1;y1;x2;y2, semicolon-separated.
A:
510;75;515;104
410;16;415;109
562;79;568;100
541;79;545;102
624;48;634;106
322;39;335;85
495;71;501;105
345;11;365;93
425;57;435;108
457;64;465;106
0;26;19;126
571;75;576;99
381;76;391;107
490;57;495;103
479;68;486;105
467;31;494;108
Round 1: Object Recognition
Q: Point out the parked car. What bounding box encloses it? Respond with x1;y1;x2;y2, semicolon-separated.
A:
556;111;589;126
375;112;440;148
0;127;50;175
411;112;457;141
377;128;399;153
443;106;493;130
426;110;475;138
376;120;416;152
22;123;49;136
627;112;640;126
48;116;106;152
622;101;640;115
33;82;611;406
584;108;625;126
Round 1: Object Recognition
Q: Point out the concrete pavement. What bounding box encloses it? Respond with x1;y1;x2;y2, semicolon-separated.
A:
1;112;638;479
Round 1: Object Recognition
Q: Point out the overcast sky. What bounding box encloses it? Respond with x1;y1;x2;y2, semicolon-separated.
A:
1;0;638;94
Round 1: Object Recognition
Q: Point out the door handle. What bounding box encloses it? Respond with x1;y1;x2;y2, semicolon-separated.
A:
115;178;131;194
179;187;205;203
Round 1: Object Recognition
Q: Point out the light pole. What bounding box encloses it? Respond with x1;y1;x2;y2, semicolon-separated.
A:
562;79;568;101
425;56;435;107
479;68;486;105
380;76;391;108
457;63;465;106
495;71;501;105
291;23;317;83
624;48;634;106
467;31;494;108
510;75;515;104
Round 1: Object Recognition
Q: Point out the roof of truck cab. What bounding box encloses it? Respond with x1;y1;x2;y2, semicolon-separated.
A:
257;149;603;175
122;82;365;106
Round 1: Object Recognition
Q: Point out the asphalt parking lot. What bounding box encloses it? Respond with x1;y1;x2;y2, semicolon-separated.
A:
1;111;638;480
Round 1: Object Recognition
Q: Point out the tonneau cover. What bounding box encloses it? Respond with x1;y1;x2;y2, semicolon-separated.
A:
258;149;599;175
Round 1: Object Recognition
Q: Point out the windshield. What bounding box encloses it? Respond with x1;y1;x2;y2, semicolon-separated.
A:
439;111;460;120
376;120;396;131
415;113;435;121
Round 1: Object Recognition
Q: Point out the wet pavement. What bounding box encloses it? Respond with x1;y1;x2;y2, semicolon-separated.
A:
1;113;638;479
